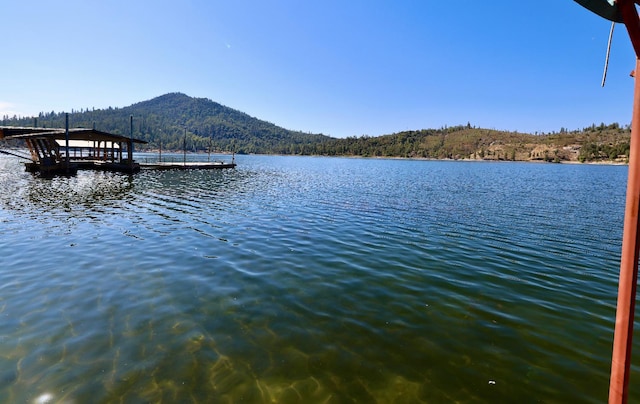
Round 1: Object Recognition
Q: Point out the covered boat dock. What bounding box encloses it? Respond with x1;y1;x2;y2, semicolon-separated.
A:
0;126;147;174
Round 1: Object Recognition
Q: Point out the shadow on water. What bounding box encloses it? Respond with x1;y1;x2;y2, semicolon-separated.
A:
0;169;134;219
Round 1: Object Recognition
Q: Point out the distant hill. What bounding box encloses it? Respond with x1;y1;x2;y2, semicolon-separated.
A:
318;123;631;163
2;93;331;154
0;93;631;162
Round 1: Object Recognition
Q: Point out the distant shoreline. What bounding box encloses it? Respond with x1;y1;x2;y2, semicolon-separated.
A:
152;151;629;166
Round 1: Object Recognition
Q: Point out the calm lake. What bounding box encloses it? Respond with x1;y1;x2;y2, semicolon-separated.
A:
0;153;638;403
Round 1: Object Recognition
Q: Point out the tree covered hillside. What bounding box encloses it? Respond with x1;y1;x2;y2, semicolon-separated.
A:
2;93;331;154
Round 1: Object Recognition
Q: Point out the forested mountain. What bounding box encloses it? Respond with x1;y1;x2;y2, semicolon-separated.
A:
1;93;331;154
0;93;631;163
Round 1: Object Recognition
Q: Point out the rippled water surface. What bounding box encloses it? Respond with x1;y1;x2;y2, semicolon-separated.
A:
0;153;638;403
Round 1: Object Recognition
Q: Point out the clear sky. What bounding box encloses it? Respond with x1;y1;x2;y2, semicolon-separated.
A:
1;1;638;138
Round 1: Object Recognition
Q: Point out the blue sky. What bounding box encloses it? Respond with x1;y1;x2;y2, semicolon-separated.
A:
1;1;637;137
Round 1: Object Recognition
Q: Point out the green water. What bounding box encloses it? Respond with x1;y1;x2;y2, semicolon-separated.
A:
0;154;635;403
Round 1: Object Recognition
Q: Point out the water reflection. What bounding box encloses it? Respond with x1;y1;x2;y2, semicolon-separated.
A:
26;172;134;210
0;155;133;216
0;153;249;222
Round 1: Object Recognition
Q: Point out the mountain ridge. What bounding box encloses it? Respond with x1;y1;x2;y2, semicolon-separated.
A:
2;92;331;154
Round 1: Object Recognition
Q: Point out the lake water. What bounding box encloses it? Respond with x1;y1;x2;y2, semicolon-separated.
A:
0;153;637;403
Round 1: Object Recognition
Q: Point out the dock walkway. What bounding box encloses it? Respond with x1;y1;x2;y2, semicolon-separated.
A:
140;161;237;170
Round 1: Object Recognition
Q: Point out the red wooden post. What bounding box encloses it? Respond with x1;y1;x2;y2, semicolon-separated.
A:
609;58;640;404
608;4;640;403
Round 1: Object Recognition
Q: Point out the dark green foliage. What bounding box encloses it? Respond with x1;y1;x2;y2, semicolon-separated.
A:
3;93;331;154
578;141;629;162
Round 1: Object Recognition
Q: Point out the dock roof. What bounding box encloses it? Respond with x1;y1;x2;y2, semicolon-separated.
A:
0;127;147;144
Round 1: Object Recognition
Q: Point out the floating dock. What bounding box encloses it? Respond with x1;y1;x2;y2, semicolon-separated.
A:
0;125;236;175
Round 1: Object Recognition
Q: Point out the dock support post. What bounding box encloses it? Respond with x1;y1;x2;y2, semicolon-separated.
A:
65;113;69;174
128;115;133;172
609;58;640;404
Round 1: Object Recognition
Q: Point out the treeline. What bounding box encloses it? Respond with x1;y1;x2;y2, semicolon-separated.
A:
1;93;631;162
305;125;534;159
